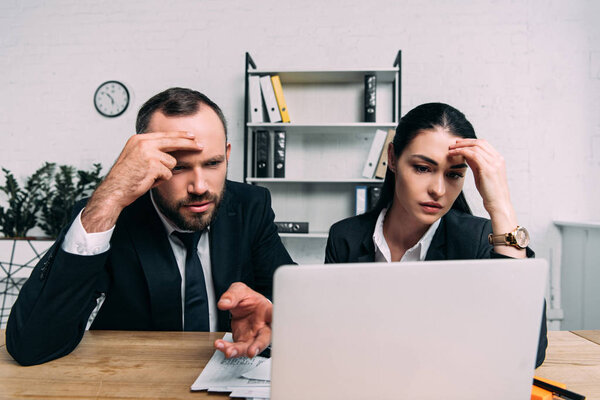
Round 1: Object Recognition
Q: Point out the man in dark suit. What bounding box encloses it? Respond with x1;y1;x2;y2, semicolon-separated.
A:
7;88;293;366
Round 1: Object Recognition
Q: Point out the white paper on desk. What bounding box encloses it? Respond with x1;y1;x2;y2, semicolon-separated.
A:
206;386;234;392
190;333;270;391
229;386;270;398
241;358;271;380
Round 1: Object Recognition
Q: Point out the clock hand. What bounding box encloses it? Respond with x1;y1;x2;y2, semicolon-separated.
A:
105;93;115;104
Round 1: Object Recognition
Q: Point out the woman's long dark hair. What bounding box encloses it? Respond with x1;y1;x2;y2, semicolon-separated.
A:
373;103;476;215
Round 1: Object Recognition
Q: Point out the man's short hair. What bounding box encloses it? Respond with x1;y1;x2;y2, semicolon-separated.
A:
135;87;228;138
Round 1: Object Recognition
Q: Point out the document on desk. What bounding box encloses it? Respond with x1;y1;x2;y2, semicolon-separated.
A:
191;333;271;398
229;387;271;398
241;358;271;380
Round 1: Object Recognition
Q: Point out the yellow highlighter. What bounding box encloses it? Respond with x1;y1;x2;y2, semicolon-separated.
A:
531;376;585;400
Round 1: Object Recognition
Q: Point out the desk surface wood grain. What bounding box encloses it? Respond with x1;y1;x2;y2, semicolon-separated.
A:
2;329;600;399
573;330;600;346
0;330;227;399
536;331;600;399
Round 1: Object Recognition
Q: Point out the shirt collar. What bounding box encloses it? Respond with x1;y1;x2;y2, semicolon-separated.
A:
417;217;440;260
372;206;441;262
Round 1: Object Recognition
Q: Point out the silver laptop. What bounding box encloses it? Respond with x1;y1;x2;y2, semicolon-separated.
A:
270;259;547;400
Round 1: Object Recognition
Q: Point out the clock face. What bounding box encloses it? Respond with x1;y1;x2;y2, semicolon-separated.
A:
94;81;130;117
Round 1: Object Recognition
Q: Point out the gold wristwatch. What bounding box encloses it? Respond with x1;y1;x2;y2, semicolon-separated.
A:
488;226;530;250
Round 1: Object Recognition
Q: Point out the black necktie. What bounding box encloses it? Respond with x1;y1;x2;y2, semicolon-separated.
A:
172;231;209;331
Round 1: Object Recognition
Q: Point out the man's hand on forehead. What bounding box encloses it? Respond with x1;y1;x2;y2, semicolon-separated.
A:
140;131;204;152
80;131;203;233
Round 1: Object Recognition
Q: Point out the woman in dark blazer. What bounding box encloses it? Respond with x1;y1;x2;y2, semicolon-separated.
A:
325;102;547;368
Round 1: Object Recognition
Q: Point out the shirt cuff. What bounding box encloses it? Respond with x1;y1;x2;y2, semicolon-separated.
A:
61;208;114;256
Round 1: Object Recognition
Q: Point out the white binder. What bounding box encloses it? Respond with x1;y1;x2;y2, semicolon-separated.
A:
361;129;388;178
259;75;282;123
249;75;264;123
355;185;367;215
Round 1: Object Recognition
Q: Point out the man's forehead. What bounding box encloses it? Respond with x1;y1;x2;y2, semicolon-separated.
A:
147;108;225;137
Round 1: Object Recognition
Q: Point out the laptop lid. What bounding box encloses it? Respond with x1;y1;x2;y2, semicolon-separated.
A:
270;259;547;400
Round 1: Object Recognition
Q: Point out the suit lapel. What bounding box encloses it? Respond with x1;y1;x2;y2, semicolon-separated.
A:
425;216;447;261
209;185;241;300
125;193;183;330
209;185;241;331
357;230;376;262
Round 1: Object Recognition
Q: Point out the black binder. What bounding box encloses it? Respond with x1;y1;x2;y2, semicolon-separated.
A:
273;131;286;178
368;186;382;211
254;130;269;178
364;74;376;122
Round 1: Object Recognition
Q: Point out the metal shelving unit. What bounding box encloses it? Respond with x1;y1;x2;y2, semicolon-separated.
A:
242;51;401;252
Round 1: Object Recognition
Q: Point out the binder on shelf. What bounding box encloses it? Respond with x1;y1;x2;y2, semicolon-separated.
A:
364;74;376;122
273;130;286;178
367;185;382;211
374;129;395;179
259;75;282;123
355;186;367;215
270;75;290;123
275;221;309;234
362;129;388;178
251;128;256;177
254;130;270;178
248;75;264;123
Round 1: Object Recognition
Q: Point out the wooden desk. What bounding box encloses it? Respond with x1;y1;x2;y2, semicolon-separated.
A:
536;331;600;398
574;330;600;346
0;330;227;399
2;330;600;399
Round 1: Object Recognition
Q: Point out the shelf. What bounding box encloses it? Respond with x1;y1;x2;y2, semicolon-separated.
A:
246;178;384;184
247;123;396;134
243;52;401;263
279;232;329;239
248;68;398;84
554;220;600;229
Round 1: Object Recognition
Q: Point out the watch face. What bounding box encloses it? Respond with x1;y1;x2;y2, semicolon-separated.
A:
94;81;130;117
515;226;530;247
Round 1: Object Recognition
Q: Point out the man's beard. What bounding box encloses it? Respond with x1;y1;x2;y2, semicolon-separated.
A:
152;185;225;232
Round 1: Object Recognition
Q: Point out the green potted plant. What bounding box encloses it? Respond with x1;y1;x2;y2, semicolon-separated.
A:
1;162;55;328
0;162;55;238
0;163;103;328
0;163;104;239
39;163;103;238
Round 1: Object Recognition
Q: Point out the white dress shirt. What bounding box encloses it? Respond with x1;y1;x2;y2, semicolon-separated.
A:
61;193;218;331
372;207;441;262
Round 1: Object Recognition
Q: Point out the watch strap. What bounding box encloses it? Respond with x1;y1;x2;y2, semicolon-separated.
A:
488;232;512;246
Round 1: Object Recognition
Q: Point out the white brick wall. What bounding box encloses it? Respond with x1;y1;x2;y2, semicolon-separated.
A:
1;0;599;327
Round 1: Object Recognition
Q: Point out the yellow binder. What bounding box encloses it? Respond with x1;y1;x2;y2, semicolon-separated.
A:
270;75;290;123
374;129;395;179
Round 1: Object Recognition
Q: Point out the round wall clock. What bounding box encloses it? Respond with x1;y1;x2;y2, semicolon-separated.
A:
94;80;130;117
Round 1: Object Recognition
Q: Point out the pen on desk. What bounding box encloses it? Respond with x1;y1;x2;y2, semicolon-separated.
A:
533;378;586;400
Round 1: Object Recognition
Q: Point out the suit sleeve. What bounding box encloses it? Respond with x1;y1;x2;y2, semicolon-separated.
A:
6;204;110;366
250;188;294;300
